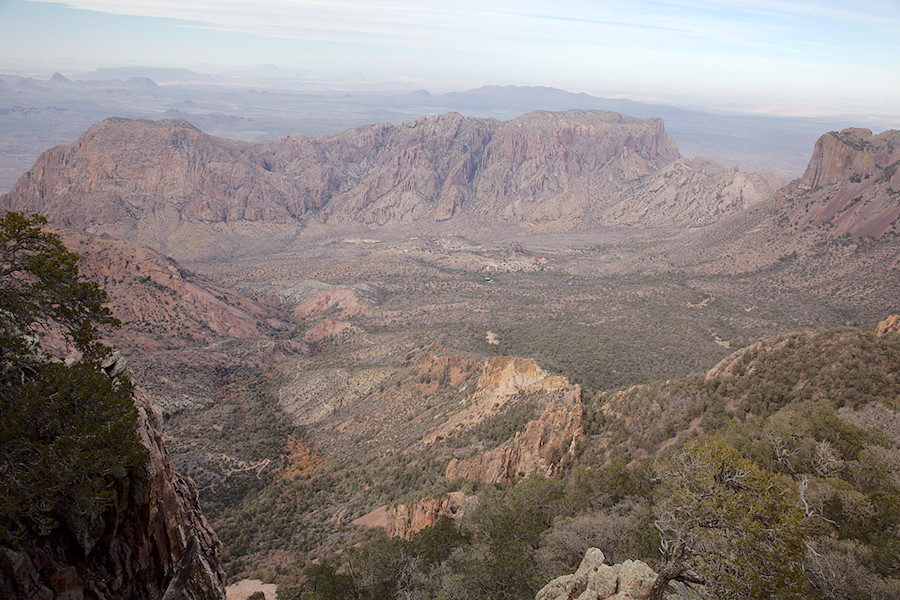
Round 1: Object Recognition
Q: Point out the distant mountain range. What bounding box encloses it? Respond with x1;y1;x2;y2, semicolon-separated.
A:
2;72;889;193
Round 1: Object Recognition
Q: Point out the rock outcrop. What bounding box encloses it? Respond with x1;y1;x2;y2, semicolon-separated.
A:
778;128;900;238
536;548;667;600
386;491;475;539
440;357;585;484
3;112;775;260
426;356;568;443
0;388;226;600
445;384;584;484
876;314;900;337
605;157;782;227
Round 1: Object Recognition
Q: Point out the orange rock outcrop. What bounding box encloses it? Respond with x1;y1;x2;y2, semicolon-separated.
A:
428;356;586;484
876;315;900;337
445;385;585;484
386;491;475;539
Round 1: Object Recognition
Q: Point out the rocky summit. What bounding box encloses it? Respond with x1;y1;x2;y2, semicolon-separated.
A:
779;127;900;238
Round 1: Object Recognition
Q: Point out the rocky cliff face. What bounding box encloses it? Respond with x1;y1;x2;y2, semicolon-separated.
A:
876;314;900;337
385;491;475;540
0;388;226;600
604;157;782;227
441;357;586;484
425;356;569;444
445;385;585;484
1;118;316;257
3;112;775;260
779;128;900;238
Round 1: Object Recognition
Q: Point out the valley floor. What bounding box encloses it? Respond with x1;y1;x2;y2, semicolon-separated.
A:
136;224;897;584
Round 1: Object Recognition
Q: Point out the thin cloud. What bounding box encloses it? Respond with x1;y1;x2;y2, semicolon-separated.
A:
32;0;900;61
15;0;900;113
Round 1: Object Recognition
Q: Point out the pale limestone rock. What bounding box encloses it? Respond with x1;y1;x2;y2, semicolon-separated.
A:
536;548;666;600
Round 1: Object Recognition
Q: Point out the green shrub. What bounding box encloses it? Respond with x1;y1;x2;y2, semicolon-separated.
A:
0;212;143;539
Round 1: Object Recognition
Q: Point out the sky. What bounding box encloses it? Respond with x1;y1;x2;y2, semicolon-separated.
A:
0;0;899;117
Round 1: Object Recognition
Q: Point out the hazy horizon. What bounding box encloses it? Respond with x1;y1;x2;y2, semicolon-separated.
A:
1;0;898;122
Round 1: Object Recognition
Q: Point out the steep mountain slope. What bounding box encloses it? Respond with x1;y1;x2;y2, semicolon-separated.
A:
1;112;779;260
58;230;291;354
18;228;309;422
0;386;227;600
1;118;315;259
656;127;900;312
588;319;900;460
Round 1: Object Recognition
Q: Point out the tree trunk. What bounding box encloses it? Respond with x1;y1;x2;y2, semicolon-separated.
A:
647;550;687;600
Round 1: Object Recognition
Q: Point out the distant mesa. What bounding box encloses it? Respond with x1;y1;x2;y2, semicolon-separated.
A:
72;66;209;83
124;76;160;89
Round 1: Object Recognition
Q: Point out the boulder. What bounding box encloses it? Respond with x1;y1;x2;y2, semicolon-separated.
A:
536;548;671;600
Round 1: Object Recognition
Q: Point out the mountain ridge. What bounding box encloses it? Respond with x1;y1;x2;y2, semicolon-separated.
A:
1;111;781;260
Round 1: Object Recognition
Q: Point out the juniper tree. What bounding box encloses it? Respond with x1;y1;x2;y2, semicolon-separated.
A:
0;212;143;539
649;436;810;600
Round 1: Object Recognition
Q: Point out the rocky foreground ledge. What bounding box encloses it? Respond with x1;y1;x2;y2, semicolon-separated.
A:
537;548;690;600
0;385;226;600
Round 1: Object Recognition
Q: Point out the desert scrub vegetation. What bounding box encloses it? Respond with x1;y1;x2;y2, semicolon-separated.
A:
267;321;900;599
444;395;541;450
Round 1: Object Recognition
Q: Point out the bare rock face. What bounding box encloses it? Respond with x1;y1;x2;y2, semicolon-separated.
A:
605;157;782;227
536;548;665;600
0;388;226;600
478;356;557;396
445;385;584;484
426;356;569;444
386;491;475;539
443;357;585;484
3;112;774;260
1;118;319;259
779;128;900;238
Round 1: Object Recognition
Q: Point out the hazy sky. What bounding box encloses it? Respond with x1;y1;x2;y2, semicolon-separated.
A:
1;0;898;116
